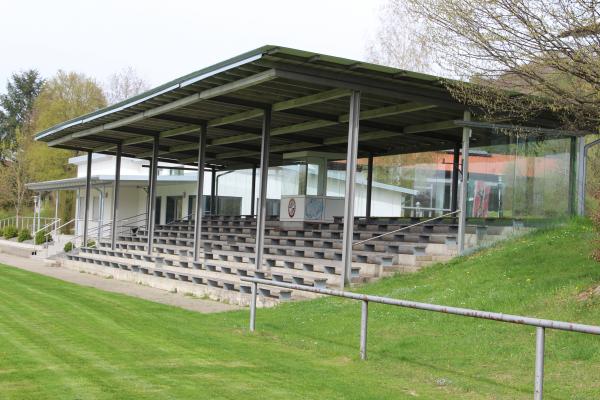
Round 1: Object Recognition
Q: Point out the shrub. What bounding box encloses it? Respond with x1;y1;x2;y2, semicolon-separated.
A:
17;229;32;243
64;242;74;253
86;240;96;248
3;225;18;239
35;230;49;245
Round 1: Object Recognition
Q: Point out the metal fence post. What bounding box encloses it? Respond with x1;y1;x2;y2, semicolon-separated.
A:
534;326;545;400
360;299;368;360
249;282;258;332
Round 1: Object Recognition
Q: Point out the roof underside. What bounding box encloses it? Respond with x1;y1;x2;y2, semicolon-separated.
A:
35;45;579;170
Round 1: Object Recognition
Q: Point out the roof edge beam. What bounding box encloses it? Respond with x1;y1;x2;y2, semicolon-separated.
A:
47;69;278;147
94;124;202;152
453;120;589;137
403;120;457;134
272;67;465;110
209;88;351;135
211;122;456;161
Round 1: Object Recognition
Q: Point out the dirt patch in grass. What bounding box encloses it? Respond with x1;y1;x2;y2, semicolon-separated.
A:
576;284;600;301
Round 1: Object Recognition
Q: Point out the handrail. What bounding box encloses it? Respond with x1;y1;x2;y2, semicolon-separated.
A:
166;213;193;225
0;216;59;234
34;218;60;235
70;212;148;246
402;206;451;211
353;210;460;247
46;218;75;237
118;212;148;223
242;276;600;399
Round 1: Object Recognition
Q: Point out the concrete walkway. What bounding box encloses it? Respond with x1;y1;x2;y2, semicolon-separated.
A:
0;253;240;314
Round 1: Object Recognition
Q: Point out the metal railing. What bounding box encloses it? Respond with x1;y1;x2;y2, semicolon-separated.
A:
403;205;451;218
114;212;148;236
45;218;76;246
353;210;460;247
69;212;148;248
34;218;61;236
166;213;194;225
0;216;59;233
242;277;600;400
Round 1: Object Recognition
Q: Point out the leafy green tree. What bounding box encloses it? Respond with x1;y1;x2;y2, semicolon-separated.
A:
29;70;106;182
0;71;106;218
0;129;34;217
27;71;107;222
0;70;44;157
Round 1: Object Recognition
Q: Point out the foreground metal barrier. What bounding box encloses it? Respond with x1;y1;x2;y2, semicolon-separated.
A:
242;277;600;400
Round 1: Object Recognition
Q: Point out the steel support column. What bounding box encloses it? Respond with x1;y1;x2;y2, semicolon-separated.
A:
341;90;361;288
193;123;208;262
37;194;41;232
457;111;471;254
82;151;93;246
568;137;577;215
210;167;216;215
147;136;159;255
111;144;122;250
250;166;257;217
581;138;600;216
451;143;460;212
96;187;104;241
366;154;373;219
32;195;37;234
250;107;271;332
54;191;59;223
576;136;586;216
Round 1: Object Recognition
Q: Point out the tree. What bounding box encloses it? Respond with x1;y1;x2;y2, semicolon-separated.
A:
373;0;600;132
0;70;44;157
104;67;150;105
29;70;106;181
0;71;107;218
0;129;34;218
366;1;437;73
30;70;107;221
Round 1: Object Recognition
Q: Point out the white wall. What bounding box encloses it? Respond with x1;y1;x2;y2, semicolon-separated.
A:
71;154;148;178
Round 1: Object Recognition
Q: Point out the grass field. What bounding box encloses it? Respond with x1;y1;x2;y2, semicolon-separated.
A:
0;220;599;399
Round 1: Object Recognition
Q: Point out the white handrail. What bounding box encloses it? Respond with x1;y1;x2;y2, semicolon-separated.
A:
46;218;75;237
34;218;61;235
353;210;461;246
70;213;148;247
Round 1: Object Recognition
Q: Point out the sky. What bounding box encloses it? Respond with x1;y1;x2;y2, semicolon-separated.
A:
0;0;386;90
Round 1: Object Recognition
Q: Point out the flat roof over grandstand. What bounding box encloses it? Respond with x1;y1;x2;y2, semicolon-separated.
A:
35;45;585;170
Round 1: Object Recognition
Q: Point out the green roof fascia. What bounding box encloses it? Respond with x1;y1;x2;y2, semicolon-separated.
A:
35;45;278;141
35;45;500;143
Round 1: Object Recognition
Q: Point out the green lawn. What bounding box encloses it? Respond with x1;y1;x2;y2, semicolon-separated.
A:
1;220;599;399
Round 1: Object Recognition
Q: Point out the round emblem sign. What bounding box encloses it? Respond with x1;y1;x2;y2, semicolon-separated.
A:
288;198;296;218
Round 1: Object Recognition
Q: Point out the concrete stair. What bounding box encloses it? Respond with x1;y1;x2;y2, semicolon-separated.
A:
60;215;504;305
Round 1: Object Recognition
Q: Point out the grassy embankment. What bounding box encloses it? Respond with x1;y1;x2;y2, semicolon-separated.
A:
0;220;599;399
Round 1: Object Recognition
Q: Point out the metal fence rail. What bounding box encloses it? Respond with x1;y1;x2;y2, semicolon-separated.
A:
242;277;600;400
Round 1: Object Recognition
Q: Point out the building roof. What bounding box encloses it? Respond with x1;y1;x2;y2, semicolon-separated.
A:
26;174;198;191
34;45;584;171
